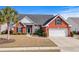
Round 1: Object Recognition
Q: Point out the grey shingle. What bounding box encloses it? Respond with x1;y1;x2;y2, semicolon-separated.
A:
67;17;79;31
18;14;54;25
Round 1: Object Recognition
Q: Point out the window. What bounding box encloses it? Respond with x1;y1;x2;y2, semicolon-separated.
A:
55;18;62;25
18;28;22;32
18;25;22;32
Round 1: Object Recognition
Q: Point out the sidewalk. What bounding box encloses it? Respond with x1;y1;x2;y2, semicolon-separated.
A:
0;47;60;52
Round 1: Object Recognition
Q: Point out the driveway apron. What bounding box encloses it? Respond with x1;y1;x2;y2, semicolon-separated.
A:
50;37;79;52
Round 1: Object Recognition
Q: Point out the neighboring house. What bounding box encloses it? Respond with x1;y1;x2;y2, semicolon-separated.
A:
12;14;71;37
1;23;7;32
67;17;79;31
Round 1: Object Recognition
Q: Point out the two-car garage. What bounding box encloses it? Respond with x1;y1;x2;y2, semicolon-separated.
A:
49;28;68;37
44;15;71;37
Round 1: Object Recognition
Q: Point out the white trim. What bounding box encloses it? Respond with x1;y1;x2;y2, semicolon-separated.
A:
42;25;49;27
45;15;70;27
13;22;26;27
13;15;34;27
19;16;34;24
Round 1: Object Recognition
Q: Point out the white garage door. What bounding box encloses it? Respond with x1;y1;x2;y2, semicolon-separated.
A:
49;28;68;37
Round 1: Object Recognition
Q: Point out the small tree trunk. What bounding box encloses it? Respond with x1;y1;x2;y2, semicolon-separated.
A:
0;23;1;38
7;22;10;40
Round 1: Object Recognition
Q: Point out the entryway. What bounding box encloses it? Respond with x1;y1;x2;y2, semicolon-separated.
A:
26;25;32;34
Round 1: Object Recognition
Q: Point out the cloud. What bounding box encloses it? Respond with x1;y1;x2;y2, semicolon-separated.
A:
59;7;79;19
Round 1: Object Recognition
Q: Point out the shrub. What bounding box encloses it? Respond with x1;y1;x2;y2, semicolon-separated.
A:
35;29;45;36
76;31;79;35
70;32;74;37
72;31;79;35
73;31;77;34
22;33;27;35
42;32;47;37
10;30;13;34
13;33;17;35
1;30;13;34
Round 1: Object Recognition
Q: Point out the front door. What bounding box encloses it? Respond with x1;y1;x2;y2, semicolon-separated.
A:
27;25;32;34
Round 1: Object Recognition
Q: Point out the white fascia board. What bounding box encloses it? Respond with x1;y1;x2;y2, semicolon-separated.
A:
20;16;34;24
45;15;70;27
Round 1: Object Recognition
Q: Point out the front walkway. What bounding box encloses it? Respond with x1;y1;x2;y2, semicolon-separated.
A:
50;37;79;52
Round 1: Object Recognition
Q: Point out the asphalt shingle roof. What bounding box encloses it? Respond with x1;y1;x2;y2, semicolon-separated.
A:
67;17;79;31
18;14;54;25
67;17;79;24
67;17;79;25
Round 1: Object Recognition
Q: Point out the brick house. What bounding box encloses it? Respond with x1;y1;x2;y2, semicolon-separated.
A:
12;14;71;37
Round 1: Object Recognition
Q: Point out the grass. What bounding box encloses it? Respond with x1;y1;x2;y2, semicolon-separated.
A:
0;35;57;48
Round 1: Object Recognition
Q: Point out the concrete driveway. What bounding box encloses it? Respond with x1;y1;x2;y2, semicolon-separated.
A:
50;37;79;52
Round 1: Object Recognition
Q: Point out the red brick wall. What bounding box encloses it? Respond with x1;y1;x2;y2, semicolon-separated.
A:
48;17;68;28
14;27;17;33
22;27;26;33
13;22;26;33
42;16;70;36
68;27;71;36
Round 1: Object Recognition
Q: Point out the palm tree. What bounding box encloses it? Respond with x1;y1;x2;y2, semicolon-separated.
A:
0;14;2;35
0;10;5;35
1;7;18;40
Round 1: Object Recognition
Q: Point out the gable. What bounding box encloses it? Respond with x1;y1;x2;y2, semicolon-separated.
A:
20;16;33;24
14;22;25;27
46;15;69;28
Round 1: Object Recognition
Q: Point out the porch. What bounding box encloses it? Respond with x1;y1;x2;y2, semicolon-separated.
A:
13;23;41;35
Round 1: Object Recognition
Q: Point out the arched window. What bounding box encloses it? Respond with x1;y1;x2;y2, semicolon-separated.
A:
55;18;62;25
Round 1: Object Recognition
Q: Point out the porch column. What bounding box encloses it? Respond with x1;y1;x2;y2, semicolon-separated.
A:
14;27;17;33
31;25;32;34
68;27;71;37
22;27;26;33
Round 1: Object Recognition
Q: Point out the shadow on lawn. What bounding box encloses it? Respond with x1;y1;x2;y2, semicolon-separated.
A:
0;38;15;44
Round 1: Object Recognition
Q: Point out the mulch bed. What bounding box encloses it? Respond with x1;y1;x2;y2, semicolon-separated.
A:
0;38;15;44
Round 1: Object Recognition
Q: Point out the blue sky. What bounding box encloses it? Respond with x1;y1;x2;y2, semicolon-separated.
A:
0;6;79;19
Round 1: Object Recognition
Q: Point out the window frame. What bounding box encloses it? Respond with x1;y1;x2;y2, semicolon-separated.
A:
55;18;62;25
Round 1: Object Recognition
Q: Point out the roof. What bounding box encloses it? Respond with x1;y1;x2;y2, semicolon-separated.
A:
18;14;54;25
67;17;79;25
67;17;79;29
45;15;70;26
67;17;79;24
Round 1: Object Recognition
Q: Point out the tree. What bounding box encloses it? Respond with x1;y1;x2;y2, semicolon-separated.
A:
1;6;18;40
0;10;5;34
